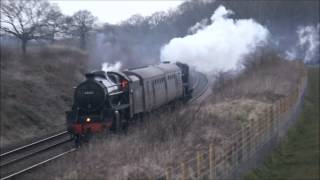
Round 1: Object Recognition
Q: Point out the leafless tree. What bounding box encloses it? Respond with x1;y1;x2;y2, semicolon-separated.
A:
0;0;51;53
41;4;64;44
69;10;97;50
121;14;145;25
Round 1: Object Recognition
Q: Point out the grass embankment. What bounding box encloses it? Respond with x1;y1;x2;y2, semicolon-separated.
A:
0;46;87;147
23;50;307;180
245;66;319;180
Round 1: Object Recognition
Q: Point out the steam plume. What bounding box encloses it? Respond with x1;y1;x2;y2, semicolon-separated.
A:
160;5;269;73
102;62;122;72
286;24;319;62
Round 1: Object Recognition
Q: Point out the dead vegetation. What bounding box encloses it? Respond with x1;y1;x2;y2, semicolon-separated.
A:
211;49;305;103
26;104;241;179
28;100;274;180
0;45;87;147
23;49;305;180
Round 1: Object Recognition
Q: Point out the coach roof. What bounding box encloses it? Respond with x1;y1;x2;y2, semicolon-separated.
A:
157;63;180;73
127;65;164;79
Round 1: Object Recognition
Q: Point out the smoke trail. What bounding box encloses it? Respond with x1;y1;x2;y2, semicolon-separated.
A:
286;24;319;63
160;5;269;73
101;62;122;72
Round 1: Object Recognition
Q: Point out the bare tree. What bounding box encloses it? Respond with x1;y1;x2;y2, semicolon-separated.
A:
0;0;51;53
69;10;97;50
41;4;64;44
122;14;145;25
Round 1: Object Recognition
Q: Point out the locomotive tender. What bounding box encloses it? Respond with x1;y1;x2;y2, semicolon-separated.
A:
66;62;193;143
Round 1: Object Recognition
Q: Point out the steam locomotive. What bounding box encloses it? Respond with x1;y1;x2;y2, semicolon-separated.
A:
66;62;193;144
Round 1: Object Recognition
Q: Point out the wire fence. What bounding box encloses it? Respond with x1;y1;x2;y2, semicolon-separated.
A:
155;68;308;180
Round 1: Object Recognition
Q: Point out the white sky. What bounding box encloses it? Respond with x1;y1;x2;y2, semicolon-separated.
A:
50;0;184;25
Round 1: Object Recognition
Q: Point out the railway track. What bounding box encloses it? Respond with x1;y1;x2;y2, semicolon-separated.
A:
0;131;74;180
189;72;209;103
0;72;209;180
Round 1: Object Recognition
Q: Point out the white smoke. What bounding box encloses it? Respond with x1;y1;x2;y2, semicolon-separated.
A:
188;18;209;34
160;5;269;73
286;24;319;62
101;62;122;72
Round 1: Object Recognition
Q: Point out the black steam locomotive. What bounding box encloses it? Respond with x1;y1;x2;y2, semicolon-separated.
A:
66;62;193;144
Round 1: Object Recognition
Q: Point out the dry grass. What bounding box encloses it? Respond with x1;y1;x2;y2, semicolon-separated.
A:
23;49;305;179
29;100;274;180
211;50;305;103
27;104;243;179
0;45;88;147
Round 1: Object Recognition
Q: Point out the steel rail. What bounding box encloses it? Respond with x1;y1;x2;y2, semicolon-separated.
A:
0;138;72;167
1;148;76;180
0;131;72;180
192;71;200;90
189;72;209;102
0;131;68;158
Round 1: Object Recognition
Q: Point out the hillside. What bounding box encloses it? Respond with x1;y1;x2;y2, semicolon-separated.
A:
22;54;307;180
0;46;88;147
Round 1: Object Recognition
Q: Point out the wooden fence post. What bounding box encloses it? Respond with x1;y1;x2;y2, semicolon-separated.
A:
252;119;257;154
277;99;281;117
257;116;261;148
287;95;290;111
279;99;282;114
262;109;267;144
276;101;280;135
266;107;270;142
209;144;214;180
180;162;186;180
263;111;266;143
284;97;287;112
224;145;229;176
283;97;286;112
232;141;237;171
269;105;274;140
166;165;171;180
240;126;245;162
227;144;232;175
290;92;294;107
197;151;202;179
246;125;251;160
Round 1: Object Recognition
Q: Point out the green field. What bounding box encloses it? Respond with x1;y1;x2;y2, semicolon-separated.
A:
245;66;320;180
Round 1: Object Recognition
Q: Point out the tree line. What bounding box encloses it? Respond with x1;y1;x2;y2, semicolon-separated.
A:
0;0;97;53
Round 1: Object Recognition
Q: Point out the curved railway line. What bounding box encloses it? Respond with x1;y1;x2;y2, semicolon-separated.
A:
0;132;74;180
0;72;209;180
189;71;209;103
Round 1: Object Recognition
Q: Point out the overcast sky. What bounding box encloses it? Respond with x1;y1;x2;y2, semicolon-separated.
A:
50;0;184;24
